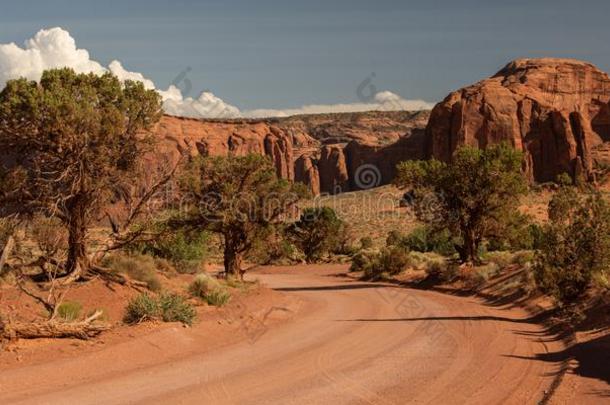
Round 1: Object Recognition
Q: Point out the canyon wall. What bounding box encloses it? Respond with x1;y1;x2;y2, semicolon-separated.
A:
426;58;610;182
153;110;430;194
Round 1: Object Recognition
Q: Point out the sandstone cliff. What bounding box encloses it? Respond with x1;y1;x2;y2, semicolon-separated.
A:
152;110;430;194
426;58;610;182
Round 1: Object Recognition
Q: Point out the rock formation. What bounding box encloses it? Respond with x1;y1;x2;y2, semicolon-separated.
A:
151;111;430;195
426;58;610;182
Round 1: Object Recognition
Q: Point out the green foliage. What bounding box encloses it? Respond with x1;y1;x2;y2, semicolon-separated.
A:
401;226;455;256
123;293;159;324
289;207;345;262
189;274;231;307
349;250;377;273
376;246;412;276
135;229;209;266
395;144;527;263
123;293;196;325
158;293;197;325
204;289;232;307
359;237;374;250
104;254;162;292
486;212;536;252
0;68;163;273
175;154;307;278
534;186;610;304
248;226;302;265
352;246;412;279
56;301;82;322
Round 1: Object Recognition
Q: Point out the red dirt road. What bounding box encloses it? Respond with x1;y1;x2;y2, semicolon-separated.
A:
0;265;567;404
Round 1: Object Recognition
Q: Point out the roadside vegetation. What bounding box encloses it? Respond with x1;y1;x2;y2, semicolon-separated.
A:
0;69;608;344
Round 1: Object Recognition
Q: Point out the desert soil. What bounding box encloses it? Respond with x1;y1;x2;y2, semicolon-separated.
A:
0;264;602;404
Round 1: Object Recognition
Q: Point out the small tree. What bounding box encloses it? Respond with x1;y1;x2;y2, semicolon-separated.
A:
395;144;527;263
534;183;610;304
177;154;306;279
0;68;163;281
289;207;345;263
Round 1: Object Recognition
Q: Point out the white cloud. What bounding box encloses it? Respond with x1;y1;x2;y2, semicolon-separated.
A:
242;92;434;118
0;27;433;119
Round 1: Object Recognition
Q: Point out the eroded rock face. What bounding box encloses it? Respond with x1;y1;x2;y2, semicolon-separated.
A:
426;58;610;181
152;111;430;195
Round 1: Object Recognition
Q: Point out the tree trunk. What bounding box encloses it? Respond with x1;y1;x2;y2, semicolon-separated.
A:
462;229;480;264
0;235;15;275
223;243;243;280
64;197;90;282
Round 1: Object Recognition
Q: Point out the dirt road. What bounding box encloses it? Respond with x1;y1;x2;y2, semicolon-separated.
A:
0;266;565;404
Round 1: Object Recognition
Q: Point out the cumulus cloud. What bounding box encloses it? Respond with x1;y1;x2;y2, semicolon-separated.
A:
243;91;434;118
0;27;433;119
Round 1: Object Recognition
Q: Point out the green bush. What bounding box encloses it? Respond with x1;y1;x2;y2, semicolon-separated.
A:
289;207;345;262
349;250;376;273
386;230;403;247
133;229;209;271
204;289;232;307
400;226;455;256
189;274;220;297
124;293;196;325
175;260;203;275
56;301;82;322
359;237;374;250
188;274;232;307
158;293;197;325
534;186;610;304
104;254;162;292
123;293;159;324
356;246;412;279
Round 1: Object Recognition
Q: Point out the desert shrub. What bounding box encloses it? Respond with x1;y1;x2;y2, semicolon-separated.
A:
124;293;196;325
396;144;527;263
134;229;209;273
289;207;346;262
486;211;535;252
189;273;221;297
175;260;203;275
189;274;231;307
473;263;501;284
249;228;302;265
534;185;610;304
593;271;610;290
204;289;232;307
425;260;459;283
123;293;159;324
402;226;455;256
154;258;176;274
349;250;377;273
158;293;196;325
104;254;162;292
376;246;412;275
483;251;513;269
56;301;82;322
360;246;412;279
511;250;535;266
386;230;404;247
527;223;546;250
359;237;374;250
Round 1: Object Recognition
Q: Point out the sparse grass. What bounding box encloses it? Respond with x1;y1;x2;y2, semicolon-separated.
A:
158;293;197;325
123;293;159;324
104;254;162;292
175;260;203;275
188;274;232;307
204;289;232;307
123;293;196;326
56;301;82;322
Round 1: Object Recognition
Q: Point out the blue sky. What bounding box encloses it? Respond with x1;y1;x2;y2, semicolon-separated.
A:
2;0;610;111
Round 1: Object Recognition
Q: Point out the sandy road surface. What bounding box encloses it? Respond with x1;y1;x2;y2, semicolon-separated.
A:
0;266;564;404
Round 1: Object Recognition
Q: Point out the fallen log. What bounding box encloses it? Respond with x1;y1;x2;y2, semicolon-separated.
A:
1;310;111;340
